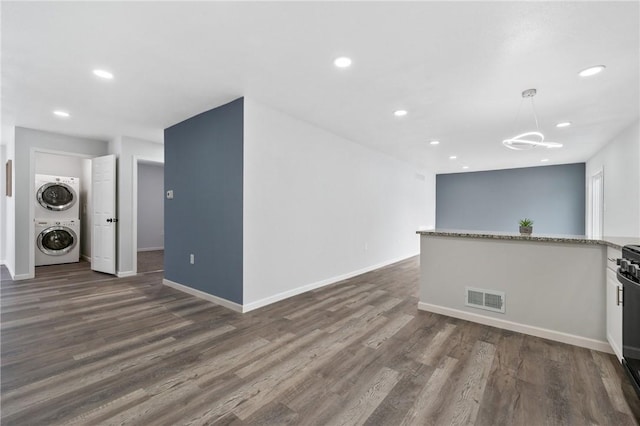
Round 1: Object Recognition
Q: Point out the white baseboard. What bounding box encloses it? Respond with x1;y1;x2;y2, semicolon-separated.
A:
163;278;243;313
418;302;613;354
117;271;136;278
163;254;417;314
138;247;164;252
81;254;91;262
12;272;34;281
242;253;418;313
607;331;623;362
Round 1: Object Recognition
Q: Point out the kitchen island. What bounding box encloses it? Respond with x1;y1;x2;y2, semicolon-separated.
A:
417;230;639;352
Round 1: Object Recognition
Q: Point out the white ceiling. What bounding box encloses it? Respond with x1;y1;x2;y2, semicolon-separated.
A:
2;1;638;173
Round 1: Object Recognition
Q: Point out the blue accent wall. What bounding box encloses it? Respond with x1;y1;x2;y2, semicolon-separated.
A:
436;163;586;235
164;98;243;304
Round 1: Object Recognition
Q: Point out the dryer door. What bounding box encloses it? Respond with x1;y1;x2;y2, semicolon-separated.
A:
37;226;78;255
37;182;77;211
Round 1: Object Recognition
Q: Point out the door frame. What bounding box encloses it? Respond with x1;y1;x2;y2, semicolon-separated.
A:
29;147;95;278
131;156;165;275
587;167;604;239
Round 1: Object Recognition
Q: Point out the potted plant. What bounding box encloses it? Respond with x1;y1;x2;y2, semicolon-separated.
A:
519;218;534;235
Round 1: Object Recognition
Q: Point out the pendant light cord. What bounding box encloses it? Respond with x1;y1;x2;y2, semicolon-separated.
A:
530;97;541;131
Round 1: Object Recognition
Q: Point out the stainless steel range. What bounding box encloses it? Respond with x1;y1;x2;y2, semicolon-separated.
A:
619;245;640;396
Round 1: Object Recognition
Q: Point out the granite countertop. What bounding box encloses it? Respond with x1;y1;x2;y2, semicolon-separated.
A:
416;229;640;250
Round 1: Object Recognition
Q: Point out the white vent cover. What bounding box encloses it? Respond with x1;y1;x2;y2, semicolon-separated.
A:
465;287;505;313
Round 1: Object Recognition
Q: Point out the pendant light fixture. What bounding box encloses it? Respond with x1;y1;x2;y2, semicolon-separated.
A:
502;89;563;151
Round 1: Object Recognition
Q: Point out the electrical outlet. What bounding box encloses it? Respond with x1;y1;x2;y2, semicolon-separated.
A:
190;254;195;264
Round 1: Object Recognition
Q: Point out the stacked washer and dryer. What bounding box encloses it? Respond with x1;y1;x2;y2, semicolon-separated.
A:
35;175;81;266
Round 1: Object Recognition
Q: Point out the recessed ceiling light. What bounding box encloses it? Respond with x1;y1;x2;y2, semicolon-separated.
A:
556;122;572;128
449;155;457;160
333;57;352;68
541;158;549;162
429;140;440;145
462;166;469;169
93;69;114;79
394;110;408;117
578;65;606;77
53;110;70;118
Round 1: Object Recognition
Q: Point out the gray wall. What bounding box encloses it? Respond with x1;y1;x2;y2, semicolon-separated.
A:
137;163;164;251
164;98;243;304
436;163;586;235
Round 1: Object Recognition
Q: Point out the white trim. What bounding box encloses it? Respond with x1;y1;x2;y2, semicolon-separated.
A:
29;147;95;280
12;272;34;281
137;247;164;252
81;254;91;262
165;255;416;314
587;167;604;238
116;271;136;278
131;157;138;275
607;331;623;362
418;302;613;354
243;253;418;313
132;157;164;276
163;278;243;313
5;261;16;279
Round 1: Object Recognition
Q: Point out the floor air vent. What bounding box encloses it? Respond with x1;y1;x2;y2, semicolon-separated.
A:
465;287;505;313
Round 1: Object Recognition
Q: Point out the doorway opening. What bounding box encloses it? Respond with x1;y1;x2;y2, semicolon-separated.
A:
133;159;164;274
32;150;92;276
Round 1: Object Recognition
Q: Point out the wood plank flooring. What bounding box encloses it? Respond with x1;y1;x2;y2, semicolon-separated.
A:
137;250;164;274
1;257;638;425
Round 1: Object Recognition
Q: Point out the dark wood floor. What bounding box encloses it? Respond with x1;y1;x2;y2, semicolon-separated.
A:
137;250;164;273
1;257;638;425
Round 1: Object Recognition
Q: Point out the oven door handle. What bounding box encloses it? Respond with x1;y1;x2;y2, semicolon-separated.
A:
617;285;623;306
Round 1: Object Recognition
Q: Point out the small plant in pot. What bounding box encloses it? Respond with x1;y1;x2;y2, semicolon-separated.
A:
519;218;534;235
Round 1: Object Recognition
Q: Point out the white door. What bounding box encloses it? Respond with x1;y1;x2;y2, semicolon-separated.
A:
92;154;117;274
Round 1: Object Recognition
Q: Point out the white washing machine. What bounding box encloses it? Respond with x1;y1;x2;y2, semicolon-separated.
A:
35;219;80;266
35;174;80;219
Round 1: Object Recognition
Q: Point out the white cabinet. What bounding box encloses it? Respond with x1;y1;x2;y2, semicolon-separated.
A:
606;247;623;362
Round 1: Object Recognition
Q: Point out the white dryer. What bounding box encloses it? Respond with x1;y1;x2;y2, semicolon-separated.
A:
35;219;80;266
35;174;80;219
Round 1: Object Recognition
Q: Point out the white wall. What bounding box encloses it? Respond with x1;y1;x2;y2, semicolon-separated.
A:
137;162;164;251
586;120;640;238
243;98;435;307
419;236;607;350
109;136;163;275
11;127;108;279
35;152;83;178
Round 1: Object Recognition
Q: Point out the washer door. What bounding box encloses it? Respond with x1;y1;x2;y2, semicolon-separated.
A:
37;226;77;256
36;182;76;211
